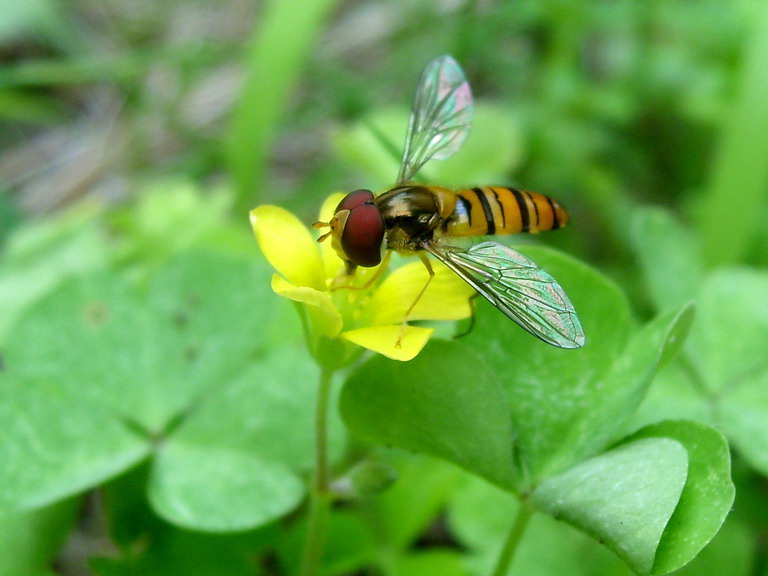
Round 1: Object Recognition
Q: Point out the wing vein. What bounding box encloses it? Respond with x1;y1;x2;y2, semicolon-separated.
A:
425;241;585;348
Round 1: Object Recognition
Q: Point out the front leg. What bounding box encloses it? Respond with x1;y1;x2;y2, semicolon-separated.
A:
396;251;435;348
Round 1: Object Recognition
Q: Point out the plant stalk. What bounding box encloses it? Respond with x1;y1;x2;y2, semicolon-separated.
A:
299;367;334;576
491;497;534;576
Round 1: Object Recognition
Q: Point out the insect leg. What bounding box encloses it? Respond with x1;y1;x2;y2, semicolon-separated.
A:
329;251;392;292
453;292;479;339
395;252;435;348
359;250;392;290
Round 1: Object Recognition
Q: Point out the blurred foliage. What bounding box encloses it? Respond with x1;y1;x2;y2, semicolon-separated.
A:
0;0;766;575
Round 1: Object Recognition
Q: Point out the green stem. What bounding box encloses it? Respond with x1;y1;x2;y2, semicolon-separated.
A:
491;498;534;576
299;367;334;576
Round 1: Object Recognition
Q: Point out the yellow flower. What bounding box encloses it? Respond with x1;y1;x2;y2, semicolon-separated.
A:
250;194;474;362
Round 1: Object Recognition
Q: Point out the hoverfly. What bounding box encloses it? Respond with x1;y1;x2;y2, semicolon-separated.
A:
314;55;585;349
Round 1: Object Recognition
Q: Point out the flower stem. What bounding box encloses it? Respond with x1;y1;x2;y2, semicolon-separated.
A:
491;497;534;576
299;367;334;576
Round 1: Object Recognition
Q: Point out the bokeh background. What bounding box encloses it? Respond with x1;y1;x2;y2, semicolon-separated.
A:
4;0;766;272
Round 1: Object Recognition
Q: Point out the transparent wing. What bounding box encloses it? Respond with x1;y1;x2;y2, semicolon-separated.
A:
397;55;473;184
425;241;586;348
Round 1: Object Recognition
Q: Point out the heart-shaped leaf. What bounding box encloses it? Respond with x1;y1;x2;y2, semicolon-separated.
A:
340;341;517;490
149;444;304;532
147;348;346;531
461;247;692;483
534;437;688;575
630;207;703;312
687;268;768;473
626;420;734;574
0;249;316;533
341;247;691;493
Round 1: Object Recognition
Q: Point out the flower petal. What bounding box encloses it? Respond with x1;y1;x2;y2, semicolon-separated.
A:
364;259;474;326
250;205;325;290
318;192;346;223
271;274;343;338
341;325;434;361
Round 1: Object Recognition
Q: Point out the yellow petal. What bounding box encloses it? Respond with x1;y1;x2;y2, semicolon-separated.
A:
271;274;343;337
318;192;346;223
250;205;325;290
341;325;434;361
365;258;474;326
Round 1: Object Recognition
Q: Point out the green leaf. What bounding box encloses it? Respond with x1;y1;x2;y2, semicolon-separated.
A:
391;550;467;576
98;465;281;575
534;437;689;575
0;268;160;509
719;379;768;474
460;246;632;483
531;420;734;575
277;510;376;576
0;206;106;343
685;267;768;473
341;248;691;496
449;475;629;576
632;243;768;474
279;457;462;576
668;517;752;576
113;180;250;267
373;454;465;551
91;522;275;576
147;348;345;531
625;420;734;574
628;362;712;431
0;499;79;576
464;247;692;483
687;268;768;394
0;370;149;510
553;304;695;466
318;511;377;576
147;250;284;398
148;443;303;532
340;341;517;490
0;250;284;515
6;272;192;431
630;206;703;313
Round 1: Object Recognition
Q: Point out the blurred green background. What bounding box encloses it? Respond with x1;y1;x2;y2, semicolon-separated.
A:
4;0;766;274
1;0;767;574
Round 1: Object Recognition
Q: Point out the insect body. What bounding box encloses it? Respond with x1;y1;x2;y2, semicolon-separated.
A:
381;184;569;238
315;55;585;349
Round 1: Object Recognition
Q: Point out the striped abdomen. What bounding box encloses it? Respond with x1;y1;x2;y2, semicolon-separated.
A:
446;186;569;237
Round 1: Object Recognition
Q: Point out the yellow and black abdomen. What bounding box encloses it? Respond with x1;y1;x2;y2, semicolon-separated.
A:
445;186;569;237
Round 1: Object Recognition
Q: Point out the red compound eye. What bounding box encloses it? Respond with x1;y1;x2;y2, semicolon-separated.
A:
336;189;384;267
